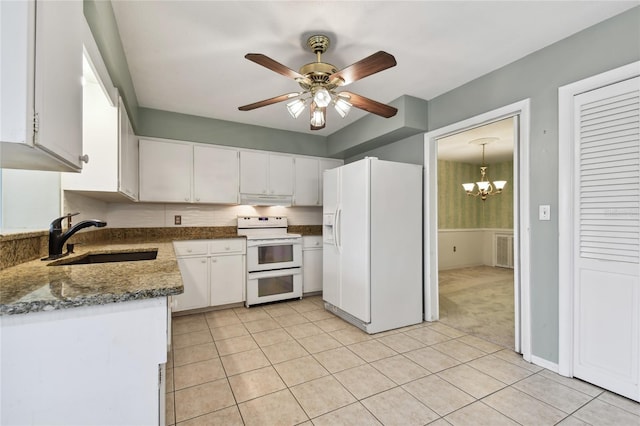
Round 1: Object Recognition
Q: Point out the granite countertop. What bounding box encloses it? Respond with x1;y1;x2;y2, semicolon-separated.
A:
0;242;183;316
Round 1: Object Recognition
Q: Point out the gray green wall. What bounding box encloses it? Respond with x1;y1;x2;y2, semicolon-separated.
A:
137;108;328;157
345;133;424;165
83;0;139;127
438;160;513;229
427;8;640;363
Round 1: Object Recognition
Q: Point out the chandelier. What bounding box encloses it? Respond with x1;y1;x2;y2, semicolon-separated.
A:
462;138;507;201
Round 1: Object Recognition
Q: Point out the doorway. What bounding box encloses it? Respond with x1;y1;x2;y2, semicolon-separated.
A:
423;99;531;360
436;118;515;349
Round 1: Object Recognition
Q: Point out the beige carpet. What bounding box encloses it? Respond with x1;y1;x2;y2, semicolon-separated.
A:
438;265;515;349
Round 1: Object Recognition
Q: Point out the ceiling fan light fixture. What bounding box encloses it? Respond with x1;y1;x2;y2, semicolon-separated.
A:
310;109;325;127
313;87;331;108
286;98;306;119
239;34;398;130
333;96;352;118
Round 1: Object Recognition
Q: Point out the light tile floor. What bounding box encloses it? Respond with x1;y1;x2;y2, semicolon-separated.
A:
166;296;639;425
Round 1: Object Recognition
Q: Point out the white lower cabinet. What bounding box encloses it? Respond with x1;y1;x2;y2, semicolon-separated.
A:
210;255;245;305
0;298;168;425
303;236;323;293
173;239;246;312
175;256;209;311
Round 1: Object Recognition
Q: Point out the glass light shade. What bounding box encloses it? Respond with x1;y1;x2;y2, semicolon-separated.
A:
476;181;491;192
494;180;507;190
313;88;331;108
310;109;325;127
462;183;476;192
286;99;305;119
334;97;352;118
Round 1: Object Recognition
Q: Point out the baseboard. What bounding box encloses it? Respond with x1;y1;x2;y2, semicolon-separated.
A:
531;355;559;373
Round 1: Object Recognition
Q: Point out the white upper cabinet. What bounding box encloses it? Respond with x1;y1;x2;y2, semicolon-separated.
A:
139;139;192;202
268;154;294;195
319;158;344;204
293;157;343;206
62;45;138;201
193;145;239;204
118;98;139;200
0;0;84;172
239;151;268;194
139;139;240;204
239;151;293;196
294;157;320;206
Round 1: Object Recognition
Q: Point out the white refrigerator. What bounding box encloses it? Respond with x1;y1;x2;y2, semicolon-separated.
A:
322;157;423;334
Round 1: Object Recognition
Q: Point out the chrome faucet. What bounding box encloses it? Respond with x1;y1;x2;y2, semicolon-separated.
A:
44;212;107;260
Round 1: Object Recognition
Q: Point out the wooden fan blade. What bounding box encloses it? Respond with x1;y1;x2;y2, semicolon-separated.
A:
310;102;326;130
238;93;300;111
341;91;398;118
330;51;396;86
245;53;310;84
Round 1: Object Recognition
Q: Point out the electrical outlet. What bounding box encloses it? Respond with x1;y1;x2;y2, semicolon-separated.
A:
174;215;182;225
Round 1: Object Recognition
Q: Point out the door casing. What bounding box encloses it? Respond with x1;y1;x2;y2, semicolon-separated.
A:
423;99;531;360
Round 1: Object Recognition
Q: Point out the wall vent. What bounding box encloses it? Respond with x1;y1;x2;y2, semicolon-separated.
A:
495;234;514;268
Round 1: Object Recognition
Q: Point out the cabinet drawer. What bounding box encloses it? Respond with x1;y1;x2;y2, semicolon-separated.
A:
303;236;322;249
209;239;245;255
173;241;209;257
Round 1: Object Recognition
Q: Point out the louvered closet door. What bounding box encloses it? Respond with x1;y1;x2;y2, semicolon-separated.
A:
573;76;640;402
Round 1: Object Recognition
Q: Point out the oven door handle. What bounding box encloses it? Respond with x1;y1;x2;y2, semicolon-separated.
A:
248;268;301;279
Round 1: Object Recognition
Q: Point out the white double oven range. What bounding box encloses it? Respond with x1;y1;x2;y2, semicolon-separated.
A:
237;216;302;307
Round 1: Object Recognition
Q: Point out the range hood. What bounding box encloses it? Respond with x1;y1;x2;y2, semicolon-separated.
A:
239;194;293;206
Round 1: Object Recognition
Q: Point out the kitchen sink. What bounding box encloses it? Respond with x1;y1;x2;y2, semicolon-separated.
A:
50;249;158;266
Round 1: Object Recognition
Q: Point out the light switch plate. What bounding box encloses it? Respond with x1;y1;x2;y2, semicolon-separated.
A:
539;205;550;221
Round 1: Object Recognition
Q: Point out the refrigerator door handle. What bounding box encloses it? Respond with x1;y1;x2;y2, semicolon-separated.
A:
335;206;342;253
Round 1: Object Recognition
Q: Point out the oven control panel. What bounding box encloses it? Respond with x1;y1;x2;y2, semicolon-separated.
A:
237;216;288;229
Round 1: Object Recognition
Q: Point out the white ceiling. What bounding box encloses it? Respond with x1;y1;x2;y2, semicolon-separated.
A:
438;117;514;163
111;0;637;141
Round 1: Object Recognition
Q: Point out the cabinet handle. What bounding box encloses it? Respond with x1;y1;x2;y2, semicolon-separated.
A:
201;260;206;264
187;249;192;253
196;197;200;202
225;246;230;250
212;258;217;263
79;154;89;163
185;198;189;202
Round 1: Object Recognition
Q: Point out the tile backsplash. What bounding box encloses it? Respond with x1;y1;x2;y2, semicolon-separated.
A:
64;192;322;229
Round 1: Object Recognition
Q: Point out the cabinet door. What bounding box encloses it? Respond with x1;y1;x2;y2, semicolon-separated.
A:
210;255;245;306
303;249;323;293
319;159;344;205
62;74;117;191
118;98;138;200
194;145;238;204
34;0;83;169
239;151;268;194
269;154;294;195
173;257;209;311
294;157;319;205
139;139;191;202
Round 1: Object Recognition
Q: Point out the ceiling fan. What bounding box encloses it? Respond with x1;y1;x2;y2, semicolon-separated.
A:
238;34;398;130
